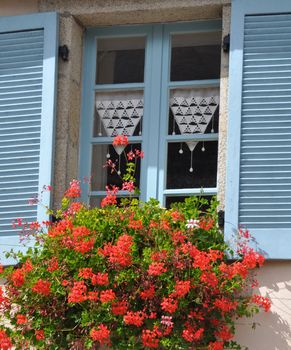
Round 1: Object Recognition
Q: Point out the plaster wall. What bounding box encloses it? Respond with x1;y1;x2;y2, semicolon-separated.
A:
0;1;291;350
235;261;291;350
0;0;37;16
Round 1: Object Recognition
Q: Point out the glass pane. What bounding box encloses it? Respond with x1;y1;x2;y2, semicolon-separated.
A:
170;32;221;81
94;90;144;137
91;143;141;191
96;37;145;84
166;141;218;189
165;195;213;209
169;87;219;135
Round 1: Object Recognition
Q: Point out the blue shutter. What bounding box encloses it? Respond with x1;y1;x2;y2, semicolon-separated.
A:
225;0;291;259
0;13;58;265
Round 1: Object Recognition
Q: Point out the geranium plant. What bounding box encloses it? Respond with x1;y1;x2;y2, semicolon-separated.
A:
0;137;270;350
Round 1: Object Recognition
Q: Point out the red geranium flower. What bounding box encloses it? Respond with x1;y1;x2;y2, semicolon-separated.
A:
35;330;45;341
90;324;110;346
31;279;51;296
112;135;128;146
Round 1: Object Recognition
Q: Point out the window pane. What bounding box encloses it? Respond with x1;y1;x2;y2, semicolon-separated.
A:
169;87;219;135
170;32;221;81
91;143;141;191
96;37;145;84
94;90;144;137
166;141;218;189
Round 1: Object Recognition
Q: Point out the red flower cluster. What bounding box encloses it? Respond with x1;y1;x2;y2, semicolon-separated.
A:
140;285;155;300
99;289;116;303
252;295;271;312
99;234;133;267
219;261;248;279
124;311;145;326
78;267;93;279
87;291;99;301
111;301;128;315
199;217;214;230
68;281;88;303
48;219;73;238
90;324;111;346
65;202;83;216
182;325;204;342
92;272;109;286
10;260;33;287
192;251;211;271
112;135;128;146
200;271;218;288
16;314;27;325
141;327;161;348
243;251;265;269
47;257;59;272
171;280;191;298
10;269;25;288
170;210;184;222
32;279;51;296
148;262;167;276
122;181;135;192
35;330;45;341
151;250;167;262
214;298;238;313
0;287;9;309
127;149;144;160
0;329;12;350
208;341;224;350
64;179;81;198
63;226;95;254
161;298;178;313
101;185;118;208
215;325;234;341
128;218;143;230
171;230;187;245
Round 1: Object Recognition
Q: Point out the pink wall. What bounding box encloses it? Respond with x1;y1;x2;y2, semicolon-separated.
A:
235;261;291;350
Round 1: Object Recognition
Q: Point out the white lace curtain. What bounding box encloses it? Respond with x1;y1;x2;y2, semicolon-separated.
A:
95;90;143;138
170;87;219;172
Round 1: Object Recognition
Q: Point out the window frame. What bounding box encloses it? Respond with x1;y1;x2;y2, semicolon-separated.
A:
79;20;222;206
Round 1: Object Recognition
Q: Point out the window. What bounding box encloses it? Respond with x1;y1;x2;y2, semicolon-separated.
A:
80;21;222;206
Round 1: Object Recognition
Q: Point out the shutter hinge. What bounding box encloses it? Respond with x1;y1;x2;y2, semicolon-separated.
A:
223;34;230;53
59;45;69;61
218;210;225;228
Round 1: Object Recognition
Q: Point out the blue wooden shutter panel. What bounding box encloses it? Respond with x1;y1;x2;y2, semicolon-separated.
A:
226;0;291;259
0;13;58;265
